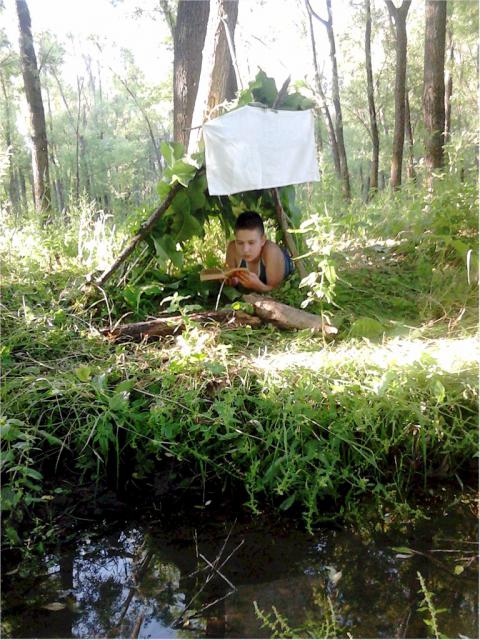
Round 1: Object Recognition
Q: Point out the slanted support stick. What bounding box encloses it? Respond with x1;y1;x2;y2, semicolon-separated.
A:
271;77;308;281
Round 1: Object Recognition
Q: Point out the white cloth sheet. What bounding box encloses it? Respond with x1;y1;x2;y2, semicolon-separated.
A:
202;105;320;195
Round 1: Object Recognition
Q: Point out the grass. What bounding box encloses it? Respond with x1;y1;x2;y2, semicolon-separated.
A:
1;175;478;557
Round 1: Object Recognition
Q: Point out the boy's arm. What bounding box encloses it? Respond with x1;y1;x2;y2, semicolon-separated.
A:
236;243;285;292
263;242;286;288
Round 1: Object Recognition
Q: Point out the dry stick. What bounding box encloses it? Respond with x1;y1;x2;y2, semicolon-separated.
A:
172;526;242;627
220;11;243;91
95;180;184;287
270;77;308;280
199;553;236;591
131;612;144;639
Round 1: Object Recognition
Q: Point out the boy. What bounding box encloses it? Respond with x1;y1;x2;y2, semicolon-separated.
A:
225;211;294;292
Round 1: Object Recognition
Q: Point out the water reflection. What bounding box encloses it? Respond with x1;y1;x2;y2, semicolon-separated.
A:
2;507;478;639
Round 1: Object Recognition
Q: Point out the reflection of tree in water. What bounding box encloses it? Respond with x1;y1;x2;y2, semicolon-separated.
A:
71;529;189;638
2;508;477;639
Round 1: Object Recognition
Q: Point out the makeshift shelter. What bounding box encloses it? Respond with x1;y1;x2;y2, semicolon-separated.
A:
203;105;320;195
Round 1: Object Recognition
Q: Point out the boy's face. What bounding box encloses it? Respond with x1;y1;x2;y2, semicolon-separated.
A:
235;228;266;262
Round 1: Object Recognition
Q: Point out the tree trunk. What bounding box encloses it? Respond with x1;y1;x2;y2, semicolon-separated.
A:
188;0;238;155
16;0;51;216
365;0;379;196
325;0;351;200
18;168;28;210
173;0;210;148
444;27;454;146
385;0;411;190
308;0;350;199
305;1;341;178
405;90;416;181
423;0;447;185
0;72;19;213
45;81;65;213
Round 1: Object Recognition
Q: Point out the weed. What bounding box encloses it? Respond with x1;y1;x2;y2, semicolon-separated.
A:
417;571;448;639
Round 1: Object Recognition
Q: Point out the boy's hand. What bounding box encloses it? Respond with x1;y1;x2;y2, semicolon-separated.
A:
236;270;264;291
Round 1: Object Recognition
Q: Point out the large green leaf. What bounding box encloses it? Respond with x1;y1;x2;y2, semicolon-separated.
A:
157;180;172;200
251;70;278;106
171;191;191;217
164;159;197;187
188;174;207;211
278;92;316;110
156;234;184;269
175;213;203;243
160;141;185;167
153;237;170;268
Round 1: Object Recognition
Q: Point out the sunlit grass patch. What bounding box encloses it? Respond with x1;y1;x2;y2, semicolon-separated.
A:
251;335;479;377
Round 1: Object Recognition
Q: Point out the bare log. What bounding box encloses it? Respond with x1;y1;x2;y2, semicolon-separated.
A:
243;294;338;336
102;309;262;342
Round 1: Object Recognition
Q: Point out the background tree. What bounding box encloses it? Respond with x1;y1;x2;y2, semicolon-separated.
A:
173;0;210;148
15;0;51;215
305;0;341;180
0;26;21;213
364;0;379;195
385;0;412;190
308;0;351;200
188;0;239;154
423;0;447;187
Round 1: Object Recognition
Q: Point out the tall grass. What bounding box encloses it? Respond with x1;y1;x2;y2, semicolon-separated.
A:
1;174;478;556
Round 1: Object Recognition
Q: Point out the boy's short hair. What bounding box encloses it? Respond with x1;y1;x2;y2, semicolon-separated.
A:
235;211;265;235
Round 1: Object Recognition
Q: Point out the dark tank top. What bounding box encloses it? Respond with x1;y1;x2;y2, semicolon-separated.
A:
239;258;268;284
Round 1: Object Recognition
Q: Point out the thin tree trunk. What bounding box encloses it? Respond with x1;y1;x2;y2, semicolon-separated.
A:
50;68;79;207
159;0;175;40
74;76;84;201
305;0;341;178
365;0;379;196
385;0;411;190
94;43;163;173
0;72;19;213
45;81;64;212
308;0;351;199
113;72;162;172
444;27;454;146
16;0;51;216
18;168;28;210
423;0;447;186
174;1;210;148
325;0;350;200
405;90;416;181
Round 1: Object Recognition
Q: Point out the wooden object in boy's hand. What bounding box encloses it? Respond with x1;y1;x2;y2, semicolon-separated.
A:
200;267;249;282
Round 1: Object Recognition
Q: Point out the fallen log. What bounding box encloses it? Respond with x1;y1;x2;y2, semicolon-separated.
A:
243;294;338;336
102;309;262;342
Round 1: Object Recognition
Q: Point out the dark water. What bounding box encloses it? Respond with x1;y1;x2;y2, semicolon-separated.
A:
2;502;478;639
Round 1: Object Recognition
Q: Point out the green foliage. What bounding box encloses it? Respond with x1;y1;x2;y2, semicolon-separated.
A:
417;572;448;639
236;70;316;110
254;590;342;639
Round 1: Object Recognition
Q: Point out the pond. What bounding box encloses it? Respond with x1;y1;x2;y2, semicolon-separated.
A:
2;498;478;639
